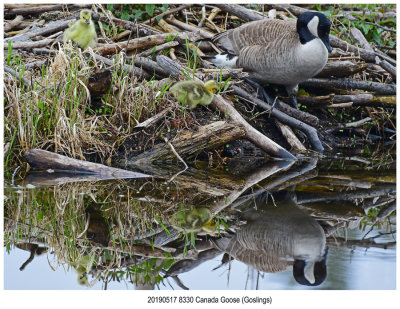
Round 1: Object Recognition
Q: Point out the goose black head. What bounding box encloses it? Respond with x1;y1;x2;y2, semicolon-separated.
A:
293;247;328;286
297;11;332;53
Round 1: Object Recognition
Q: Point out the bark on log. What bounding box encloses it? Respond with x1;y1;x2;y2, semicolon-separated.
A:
316;61;367;78
214;4;265;22
95;32;201;56
143;4;192;25
92;53;150;81
4;4;91;18
137;41;179;57
232;86;324;153
349;27;374;51
329;35;376;63
274;119;306;151
133;56;170;78
5;38;54;49
167;16;214;39
130;121;246;165
301;77;396;95
297;93;396;108
24;149;150;178
4;15;24;32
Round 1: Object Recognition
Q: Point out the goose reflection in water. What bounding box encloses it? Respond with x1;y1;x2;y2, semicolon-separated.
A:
213;191;328;286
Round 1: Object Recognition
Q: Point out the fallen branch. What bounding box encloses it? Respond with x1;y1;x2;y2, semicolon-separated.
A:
297;93;396;108
214;4;265;22
316;61;367;78
144;4;192;25
4;4;90;18
129;121;246;165
4;15;24;32
301;77;396;95
95;31;201;56
232;85;324;153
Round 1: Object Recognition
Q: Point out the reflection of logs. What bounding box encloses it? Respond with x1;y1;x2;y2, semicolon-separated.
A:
296;184;395;204
326;234;396;250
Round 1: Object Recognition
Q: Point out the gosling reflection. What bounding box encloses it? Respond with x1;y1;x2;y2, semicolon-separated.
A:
213;191;328;286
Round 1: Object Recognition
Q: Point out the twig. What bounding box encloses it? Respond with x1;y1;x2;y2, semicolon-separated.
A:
144;4;192;25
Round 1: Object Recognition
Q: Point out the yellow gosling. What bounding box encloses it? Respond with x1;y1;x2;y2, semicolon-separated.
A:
170;80;219;109
63;9;97;49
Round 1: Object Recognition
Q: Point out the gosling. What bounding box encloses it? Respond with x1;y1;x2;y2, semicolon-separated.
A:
170;80;219;109
203;11;332;109
63;9;97;49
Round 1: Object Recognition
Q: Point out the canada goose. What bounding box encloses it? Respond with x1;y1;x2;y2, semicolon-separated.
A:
63;9;97;49
212;191;328;286
203;12;332;109
170;80;219;109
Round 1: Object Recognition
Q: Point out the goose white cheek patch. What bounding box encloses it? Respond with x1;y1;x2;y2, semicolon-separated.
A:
307;16;319;37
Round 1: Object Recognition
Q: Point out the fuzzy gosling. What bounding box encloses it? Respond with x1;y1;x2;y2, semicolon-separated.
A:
170;80;219;109
63;9;97;49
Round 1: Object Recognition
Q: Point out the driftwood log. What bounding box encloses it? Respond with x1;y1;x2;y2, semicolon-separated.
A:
24;149;151;183
129;121;246;166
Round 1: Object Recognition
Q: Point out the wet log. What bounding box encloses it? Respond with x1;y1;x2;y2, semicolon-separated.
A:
274;119;306;151
232;86;324;153
214;4;264;22
376;56;396;80
316;61;367;78
377;201;396;219
24;149;150;179
300;77;396;95
296;184;396;204
131;121;246;165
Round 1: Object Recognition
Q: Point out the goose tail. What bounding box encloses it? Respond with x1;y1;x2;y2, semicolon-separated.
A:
201;52;238;69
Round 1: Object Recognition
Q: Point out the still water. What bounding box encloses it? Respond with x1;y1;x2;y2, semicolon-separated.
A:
3;151;396;290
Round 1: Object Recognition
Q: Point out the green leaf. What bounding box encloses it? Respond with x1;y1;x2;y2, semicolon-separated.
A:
145;4;156;17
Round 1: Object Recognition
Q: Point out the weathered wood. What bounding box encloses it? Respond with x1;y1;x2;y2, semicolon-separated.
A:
91;53;150;81
349;27;374;51
274;119;306;151
5;38;54;49
131;121;246;165
329;35;376;63
232;85;324;153
376;56;396;80
4;4;91;18
214;4;265;22
4;15;24;32
297;93;396;108
133;56;170;78
269;4;308;16
134;107;173;130
24;149;150;178
137;41;179;57
144;4;192;25
316;61;367;78
4;65;32;88
167;16;214;39
95;32;201;56
301;77;396;95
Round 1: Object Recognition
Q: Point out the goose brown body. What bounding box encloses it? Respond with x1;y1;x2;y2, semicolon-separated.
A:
212;18;328;90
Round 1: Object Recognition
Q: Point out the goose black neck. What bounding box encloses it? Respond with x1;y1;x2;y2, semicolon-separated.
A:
297;23;316;45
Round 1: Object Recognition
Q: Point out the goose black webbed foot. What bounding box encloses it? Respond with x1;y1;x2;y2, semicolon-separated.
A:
289;95;299;110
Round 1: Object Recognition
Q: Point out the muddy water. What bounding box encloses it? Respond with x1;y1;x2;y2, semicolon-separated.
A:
3;150;396;290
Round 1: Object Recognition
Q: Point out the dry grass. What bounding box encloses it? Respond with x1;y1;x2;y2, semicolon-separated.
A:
4;43;175;168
